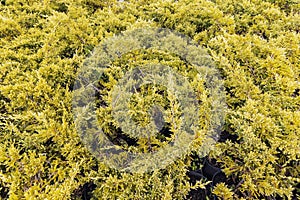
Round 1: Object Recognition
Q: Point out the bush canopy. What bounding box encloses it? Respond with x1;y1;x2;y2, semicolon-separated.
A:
0;0;299;199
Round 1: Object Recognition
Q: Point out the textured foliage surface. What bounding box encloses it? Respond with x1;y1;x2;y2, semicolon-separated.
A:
0;0;299;199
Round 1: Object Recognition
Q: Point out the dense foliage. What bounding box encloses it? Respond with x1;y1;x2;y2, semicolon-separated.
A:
0;0;299;199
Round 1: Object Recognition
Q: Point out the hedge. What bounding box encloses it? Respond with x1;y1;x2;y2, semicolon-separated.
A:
0;0;299;199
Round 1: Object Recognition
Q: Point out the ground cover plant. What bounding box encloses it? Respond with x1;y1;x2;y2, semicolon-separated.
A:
0;0;299;199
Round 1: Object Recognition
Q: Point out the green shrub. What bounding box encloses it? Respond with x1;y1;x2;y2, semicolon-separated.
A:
0;0;299;199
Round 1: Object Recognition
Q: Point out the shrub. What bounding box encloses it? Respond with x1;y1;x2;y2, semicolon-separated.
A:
0;0;299;199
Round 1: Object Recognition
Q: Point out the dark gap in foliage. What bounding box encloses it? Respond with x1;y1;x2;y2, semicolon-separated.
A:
187;129;241;199
11;42;43;52
292;88;299;97
94;89;107;108
291;183;300;200
156;123;173;142
235;20;253;35
67;80;76;93
43;136;55;146
195;19;213;33
71;181;97;200
53;1;68;13
0;184;9;199
0;164;7;174
187;156;227;200
0;93;10;114
60;46;77;59
19;17;40;29
101;122;174;152
42;137;68;162
185;178;208;200
104;123;139;147
202;159;226;185
218;130;239;143
84;1;104;14
284;160;299;177
264;138;272;148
